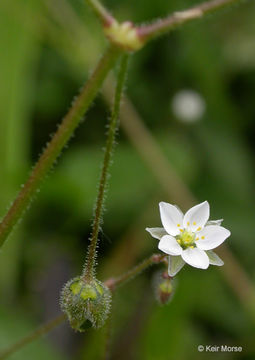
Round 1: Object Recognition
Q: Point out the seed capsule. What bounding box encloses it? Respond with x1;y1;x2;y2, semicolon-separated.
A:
60;277;111;331
154;271;174;305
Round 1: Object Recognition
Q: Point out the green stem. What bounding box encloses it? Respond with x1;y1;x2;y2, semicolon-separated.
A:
137;0;243;43
0;45;120;248
0;253;165;359
105;254;166;290
85;0;115;26
0;314;66;360
83;54;129;282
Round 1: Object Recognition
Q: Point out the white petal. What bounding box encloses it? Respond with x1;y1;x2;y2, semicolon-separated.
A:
158;235;182;255
181;247;209;269
145;227;167;240
206;219;223;226
168;255;185;276
159;202;183;236
206;250;224;266
183;201;209;232
196;225;230;250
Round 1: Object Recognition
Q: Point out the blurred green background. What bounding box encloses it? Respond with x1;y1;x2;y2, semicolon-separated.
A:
0;0;255;359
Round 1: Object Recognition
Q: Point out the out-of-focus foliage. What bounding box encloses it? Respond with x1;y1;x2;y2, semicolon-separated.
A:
0;0;255;359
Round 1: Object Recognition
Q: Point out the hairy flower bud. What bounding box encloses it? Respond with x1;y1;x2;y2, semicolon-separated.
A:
60;277;111;331
153;271;174;305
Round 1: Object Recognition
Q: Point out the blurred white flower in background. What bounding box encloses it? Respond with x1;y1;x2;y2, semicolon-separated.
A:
146;201;230;276
171;89;206;122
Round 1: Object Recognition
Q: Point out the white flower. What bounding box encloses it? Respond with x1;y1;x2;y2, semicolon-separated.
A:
146;201;230;276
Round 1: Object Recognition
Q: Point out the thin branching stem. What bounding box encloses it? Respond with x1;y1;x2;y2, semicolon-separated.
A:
0;45;120;248
0;314;66;360
137;0;243;43
85;0;115;26
83;55;129;282
0;0;247;248
105;254;166;290
0;253;165;359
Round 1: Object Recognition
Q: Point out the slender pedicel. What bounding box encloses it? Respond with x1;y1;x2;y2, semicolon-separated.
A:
83;54;129;282
137;0;242;43
85;0;115;26
0;45;120;248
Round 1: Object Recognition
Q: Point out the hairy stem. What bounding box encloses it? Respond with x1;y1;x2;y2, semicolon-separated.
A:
104;254;166;290
83;55;129;281
0;253;164;359
0;314;66;360
137;0;243;43
42;2;255;311
85;0;115;26
0;45;120;248
103;77;196;209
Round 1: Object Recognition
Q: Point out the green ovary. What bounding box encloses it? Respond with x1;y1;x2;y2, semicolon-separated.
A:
70;281;97;300
81;286;97;300
70;281;83;295
177;230;196;249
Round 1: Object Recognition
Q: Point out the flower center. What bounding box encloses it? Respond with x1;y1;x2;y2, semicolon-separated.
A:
177;230;196;249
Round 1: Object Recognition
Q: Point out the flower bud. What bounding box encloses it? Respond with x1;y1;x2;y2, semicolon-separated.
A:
154;271;174;305
60;277;111;331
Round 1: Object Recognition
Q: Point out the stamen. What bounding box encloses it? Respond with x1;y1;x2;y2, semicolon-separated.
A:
197;226;201;231
177;229;196;249
201;236;205;239
193;221;196;225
